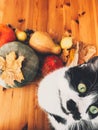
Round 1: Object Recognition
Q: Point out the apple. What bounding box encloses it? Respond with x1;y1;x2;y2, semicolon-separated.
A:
0;24;16;47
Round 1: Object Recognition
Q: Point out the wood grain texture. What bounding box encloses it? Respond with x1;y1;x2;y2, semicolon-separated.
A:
0;83;50;130
0;0;98;130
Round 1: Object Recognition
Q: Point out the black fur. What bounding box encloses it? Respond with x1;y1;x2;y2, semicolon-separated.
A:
49;113;66;124
67;99;81;120
65;57;98;97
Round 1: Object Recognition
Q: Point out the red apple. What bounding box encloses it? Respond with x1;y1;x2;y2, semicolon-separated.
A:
41;55;64;76
0;24;16;47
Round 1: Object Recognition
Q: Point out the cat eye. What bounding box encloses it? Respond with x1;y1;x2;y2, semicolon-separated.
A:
78;83;87;93
89;106;98;114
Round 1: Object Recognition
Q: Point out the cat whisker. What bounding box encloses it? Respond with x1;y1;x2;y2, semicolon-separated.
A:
76;122;80;130
79;120;94;130
69;123;75;130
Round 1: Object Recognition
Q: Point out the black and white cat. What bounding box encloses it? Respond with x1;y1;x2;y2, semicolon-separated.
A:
38;56;98;130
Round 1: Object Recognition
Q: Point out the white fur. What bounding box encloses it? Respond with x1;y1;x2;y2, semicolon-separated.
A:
38;67;98;130
38;67;67;117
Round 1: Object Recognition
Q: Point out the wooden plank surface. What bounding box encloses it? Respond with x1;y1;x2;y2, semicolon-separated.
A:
0;0;98;130
0;82;50;130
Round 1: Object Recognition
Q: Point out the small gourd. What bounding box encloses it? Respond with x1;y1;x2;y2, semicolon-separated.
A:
60;37;73;49
29;31;61;54
0;41;39;88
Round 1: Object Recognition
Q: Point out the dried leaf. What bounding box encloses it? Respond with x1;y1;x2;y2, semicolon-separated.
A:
0;51;24;87
78;44;96;64
60;48;69;63
66;42;79;67
83;45;96;62
0;57;5;70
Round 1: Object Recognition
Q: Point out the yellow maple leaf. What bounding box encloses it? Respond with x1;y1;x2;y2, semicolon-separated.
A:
0;51;24;87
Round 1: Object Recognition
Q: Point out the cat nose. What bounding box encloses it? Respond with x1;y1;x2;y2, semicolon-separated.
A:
67;99;81;120
67;99;76;111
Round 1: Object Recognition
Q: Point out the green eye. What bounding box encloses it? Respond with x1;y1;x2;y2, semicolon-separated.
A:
89;106;98;114
78;83;87;93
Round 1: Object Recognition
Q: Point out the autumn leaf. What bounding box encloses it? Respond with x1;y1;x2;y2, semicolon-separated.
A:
0;51;24;87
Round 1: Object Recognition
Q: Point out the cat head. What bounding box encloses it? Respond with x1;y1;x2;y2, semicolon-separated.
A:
59;56;98;130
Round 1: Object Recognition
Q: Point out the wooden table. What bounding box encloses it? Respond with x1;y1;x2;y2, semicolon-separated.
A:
0;0;98;130
0;81;51;130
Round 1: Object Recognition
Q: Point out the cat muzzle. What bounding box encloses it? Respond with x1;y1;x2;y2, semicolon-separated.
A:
68;120;96;130
67;99;81;120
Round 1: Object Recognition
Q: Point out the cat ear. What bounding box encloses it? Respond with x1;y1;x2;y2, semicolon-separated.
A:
87;56;98;71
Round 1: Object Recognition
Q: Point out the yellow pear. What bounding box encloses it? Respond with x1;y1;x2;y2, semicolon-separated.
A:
29;31;61;54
